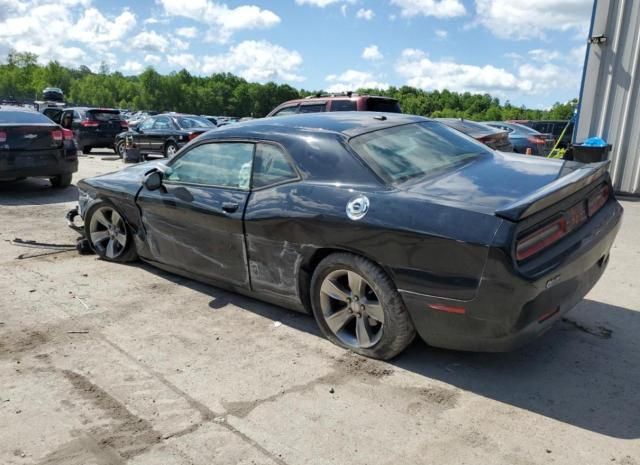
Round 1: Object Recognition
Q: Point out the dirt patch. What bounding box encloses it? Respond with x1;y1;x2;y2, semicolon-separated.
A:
61;370;162;460
335;352;394;378
0;329;49;355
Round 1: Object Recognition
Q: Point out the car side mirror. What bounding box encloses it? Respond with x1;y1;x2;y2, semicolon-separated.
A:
143;170;163;191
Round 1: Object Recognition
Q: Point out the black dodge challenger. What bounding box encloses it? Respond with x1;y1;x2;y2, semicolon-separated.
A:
67;113;623;359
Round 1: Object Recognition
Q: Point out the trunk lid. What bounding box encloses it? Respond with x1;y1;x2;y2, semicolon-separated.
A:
0;124;62;151
403;151;593;217
85;109;124;135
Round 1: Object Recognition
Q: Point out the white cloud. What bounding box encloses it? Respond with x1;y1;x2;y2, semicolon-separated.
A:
340;4;348;16
144;54;162;64
0;1;134;67
396;48;579;97
121;60;144;74
295;0;344;6
474;0;592;39
391;0;466;18
167;53;199;70
71;8;137;44
362;45;383;61
201;40;304;82
130;31;169;53
528;49;562;63
175;27;198;39
158;0;280;43
325;70;389;92
356;8;375;20
435;29;448;39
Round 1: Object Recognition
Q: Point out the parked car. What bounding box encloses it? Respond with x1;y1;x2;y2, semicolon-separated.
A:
515;120;574;148
67;112;622;359
267;94;401;117
47;107;127;154
0;106;77;187
115;113;215;159
484;121;555;156
42;87;64;102
435;118;514;152
200;115;219;126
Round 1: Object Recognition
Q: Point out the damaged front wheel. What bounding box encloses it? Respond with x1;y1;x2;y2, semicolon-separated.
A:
86;203;138;262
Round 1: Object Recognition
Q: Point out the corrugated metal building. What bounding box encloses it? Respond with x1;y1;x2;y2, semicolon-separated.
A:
575;0;640;195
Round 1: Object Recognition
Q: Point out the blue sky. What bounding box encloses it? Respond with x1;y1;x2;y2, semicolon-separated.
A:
0;0;594;107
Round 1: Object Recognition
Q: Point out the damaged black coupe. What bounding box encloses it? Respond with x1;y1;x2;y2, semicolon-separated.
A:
67;113;622;359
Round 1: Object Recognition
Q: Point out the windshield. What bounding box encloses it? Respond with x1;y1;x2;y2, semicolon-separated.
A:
176;116;215;129
349;121;491;184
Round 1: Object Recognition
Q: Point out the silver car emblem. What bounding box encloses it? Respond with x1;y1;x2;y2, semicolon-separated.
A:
23;134;38;139
346;195;370;221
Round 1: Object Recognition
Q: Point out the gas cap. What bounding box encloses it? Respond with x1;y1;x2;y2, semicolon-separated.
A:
346;195;370;221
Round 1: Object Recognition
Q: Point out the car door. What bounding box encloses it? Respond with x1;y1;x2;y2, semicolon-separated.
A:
135;117;156;151
148;116;174;153
136;141;255;287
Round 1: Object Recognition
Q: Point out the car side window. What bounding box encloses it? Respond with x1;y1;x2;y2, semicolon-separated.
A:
274;105;298;116
166;142;254;190
139;118;155;130
299;103;326;114
252;144;298;188
153;116;172;130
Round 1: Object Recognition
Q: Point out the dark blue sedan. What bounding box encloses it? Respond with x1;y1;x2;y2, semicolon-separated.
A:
484;121;554;156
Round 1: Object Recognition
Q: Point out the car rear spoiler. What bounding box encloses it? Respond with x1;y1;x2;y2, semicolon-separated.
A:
495;160;610;221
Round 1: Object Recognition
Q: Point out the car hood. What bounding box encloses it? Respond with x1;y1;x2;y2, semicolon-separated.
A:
403;151;583;214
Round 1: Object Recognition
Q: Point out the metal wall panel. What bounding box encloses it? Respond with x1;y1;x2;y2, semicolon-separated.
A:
576;0;640;194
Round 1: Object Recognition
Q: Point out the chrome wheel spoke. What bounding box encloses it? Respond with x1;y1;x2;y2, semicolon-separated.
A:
326;308;354;333
106;238;117;258
115;232;127;247
90;230;110;244
111;210;122;228
321;279;350;302
364;301;384;323
356;317;373;347
348;271;366;299
93;210;110;228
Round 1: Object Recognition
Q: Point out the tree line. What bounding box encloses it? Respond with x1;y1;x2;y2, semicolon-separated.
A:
0;52;576;120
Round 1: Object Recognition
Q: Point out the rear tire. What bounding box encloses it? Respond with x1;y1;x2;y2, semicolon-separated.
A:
83;146;92;154
310;253;415;360
85;202;138;262
50;173;72;188
164;142;178;159
116;140;126;159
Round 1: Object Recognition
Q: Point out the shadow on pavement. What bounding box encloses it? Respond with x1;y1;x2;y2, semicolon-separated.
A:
0;178;78;206
129;260;640;440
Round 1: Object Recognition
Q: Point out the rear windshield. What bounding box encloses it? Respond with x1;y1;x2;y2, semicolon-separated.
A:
366;98;401;113
0;110;55;124
87;110;121;121
176;116;215;129
349;122;491;184
440;119;497;137
331;100;357;111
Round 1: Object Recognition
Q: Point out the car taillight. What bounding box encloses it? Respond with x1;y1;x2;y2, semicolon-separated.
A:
81;120;99;127
0;131;6;143
62;128;74;140
516;216;567;261
51;130;63;141
188;132;200;141
588;184;610;217
120;120;128;129
527;136;546;144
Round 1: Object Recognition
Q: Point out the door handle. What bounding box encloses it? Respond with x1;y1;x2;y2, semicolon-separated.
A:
222;202;239;213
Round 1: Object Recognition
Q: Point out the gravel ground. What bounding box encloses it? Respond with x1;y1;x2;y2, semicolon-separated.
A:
1;150;639;465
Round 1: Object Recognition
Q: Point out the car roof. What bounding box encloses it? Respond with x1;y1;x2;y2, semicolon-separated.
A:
0;105;37;112
201;112;427;140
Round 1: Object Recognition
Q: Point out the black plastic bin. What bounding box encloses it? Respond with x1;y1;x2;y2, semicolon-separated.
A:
572;144;611;163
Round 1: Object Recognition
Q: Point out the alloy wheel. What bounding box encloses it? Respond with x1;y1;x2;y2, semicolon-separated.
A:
166;144;177;158
88;206;128;259
319;269;384;349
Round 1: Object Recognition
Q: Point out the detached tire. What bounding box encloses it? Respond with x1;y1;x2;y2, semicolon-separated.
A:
85;202;138;262
50;173;72;188
310;253;415;360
